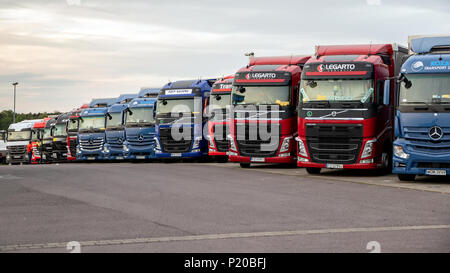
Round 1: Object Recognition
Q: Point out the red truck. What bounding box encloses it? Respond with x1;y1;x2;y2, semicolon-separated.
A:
228;56;310;167
296;44;407;174
207;75;234;162
31;118;51;164
67;104;89;161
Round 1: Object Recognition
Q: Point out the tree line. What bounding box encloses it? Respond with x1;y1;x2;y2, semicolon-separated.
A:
0;110;62;131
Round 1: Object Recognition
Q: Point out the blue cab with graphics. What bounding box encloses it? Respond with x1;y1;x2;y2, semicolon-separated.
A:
122;88;160;160
393;36;450;180
77;98;115;161
103;94;138;160
155;79;215;159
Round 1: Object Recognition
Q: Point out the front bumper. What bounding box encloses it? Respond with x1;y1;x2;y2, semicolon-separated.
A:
156;150;203;158
393;141;450;176
297;161;378;169
229;154;295;164
124;145;156;159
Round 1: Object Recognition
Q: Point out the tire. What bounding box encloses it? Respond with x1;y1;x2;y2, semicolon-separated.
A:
240;162;251;168
398;174;415;181
381;151;392;175
306;167;321;174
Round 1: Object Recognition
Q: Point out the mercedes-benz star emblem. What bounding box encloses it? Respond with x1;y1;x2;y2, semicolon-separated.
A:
117;138;123;144
89;139;93;145
429;126;443;141
138;134;144;142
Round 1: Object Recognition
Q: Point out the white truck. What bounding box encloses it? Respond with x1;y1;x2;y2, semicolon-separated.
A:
0;130;7;164
5;120;42;164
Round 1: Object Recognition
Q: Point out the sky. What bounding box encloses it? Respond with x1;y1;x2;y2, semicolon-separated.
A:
0;0;449;113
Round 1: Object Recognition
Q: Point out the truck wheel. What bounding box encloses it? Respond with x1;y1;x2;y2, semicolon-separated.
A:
398;174;415;181
306;167;321;174
381;151;392;174
240;163;251;168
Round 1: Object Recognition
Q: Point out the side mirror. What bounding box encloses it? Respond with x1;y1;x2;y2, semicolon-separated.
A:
383;80;390;106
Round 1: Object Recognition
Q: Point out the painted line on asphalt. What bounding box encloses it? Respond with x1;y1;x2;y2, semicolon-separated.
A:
209;163;450;195
2;224;450;252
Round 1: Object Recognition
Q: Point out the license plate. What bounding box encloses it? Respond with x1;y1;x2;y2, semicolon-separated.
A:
326;164;343;169
52;153;57;158
87;157;95;161
171;153;181;157
426;169;447;176
42;155;46;159
136;156;146;159
116;156;123;160
251;157;265;162
13;155;21;159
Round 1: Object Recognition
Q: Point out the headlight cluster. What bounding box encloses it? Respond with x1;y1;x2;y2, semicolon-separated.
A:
279;137;292;153
361;139;376;159
295;137;307;158
123;144;129;152
393;145;409;159
227;134;237;151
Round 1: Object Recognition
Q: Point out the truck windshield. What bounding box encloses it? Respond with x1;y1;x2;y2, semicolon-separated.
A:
79;116;105;131
106;112;123;128
157;98;196;114
7;130;31;141
68;119;78;131
43;128;52;139
232;86;290;106
126;107;155;125
400;74;450;105
53;124;67;137
300;79;374;103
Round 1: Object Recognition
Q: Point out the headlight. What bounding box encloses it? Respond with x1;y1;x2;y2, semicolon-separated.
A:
154;137;161;150
279;136;292;153
295;137;307;158
123;144;129;152
76;147;80;154
103;146;109;153
192;137;202;149
207;135;215;149
393;145;409;159
361;139;376;159
227;134;237;151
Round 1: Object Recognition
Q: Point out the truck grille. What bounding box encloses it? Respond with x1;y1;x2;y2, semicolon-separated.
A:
7;145;26;154
79;139;103;150
235;123;280;157
159;127;192;153
404;126;450;154
306;124;363;164
127;134;155;148
106;137;124;149
69;139;77;156
213;125;229;152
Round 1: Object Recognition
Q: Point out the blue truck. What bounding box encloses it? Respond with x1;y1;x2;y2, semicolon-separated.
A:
76;98;115;161
122;88;160;160
155;79;215;159
393;36;450;181
103;94;138;160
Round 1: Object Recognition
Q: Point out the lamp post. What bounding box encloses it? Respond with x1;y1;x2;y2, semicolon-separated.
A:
12;82;18;123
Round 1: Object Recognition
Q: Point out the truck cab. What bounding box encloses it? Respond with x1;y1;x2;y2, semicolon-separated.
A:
67;104;89;161
393;36;450;181
41;118;57;163
229;56;310;168
297;44;407;174
6;120;41;164
206;76;234;162
30;118;51;164
122;88;159;160
51;113;70;162
104;94;138;160
76;98;115;161
155;79;215;159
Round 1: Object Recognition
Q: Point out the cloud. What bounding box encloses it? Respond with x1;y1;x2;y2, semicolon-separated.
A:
0;0;449;112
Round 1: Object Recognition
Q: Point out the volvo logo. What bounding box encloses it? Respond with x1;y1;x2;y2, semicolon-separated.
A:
429;126;443;141
138;134;144;142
